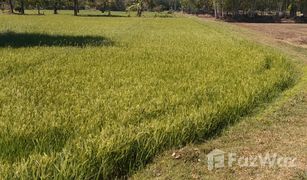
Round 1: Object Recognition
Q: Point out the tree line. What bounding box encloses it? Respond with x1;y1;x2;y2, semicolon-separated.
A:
1;0;307;18
211;0;307;18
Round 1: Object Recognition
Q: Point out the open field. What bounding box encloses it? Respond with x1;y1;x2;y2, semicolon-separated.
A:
0;12;298;178
133;18;307;179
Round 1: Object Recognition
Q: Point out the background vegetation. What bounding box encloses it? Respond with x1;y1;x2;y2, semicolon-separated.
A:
1;0;307;19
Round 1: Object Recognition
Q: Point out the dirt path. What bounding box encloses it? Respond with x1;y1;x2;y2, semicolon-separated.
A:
235;23;307;49
132;20;307;180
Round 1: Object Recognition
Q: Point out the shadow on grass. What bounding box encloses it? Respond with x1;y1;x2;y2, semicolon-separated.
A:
0;31;114;48
0;126;71;163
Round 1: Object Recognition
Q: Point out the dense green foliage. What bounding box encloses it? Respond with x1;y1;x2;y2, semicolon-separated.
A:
210;0;307;18
1;0;307;17
0;12;297;178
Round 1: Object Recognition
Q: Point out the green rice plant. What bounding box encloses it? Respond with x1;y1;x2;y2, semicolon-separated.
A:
0;11;298;179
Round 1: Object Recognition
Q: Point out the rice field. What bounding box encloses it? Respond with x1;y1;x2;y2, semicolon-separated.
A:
0;11;297;179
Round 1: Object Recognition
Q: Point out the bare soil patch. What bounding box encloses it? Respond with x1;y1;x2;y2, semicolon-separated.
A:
235;23;307;48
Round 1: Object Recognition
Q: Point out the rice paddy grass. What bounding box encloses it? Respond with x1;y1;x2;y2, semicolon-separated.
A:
0;11;298;179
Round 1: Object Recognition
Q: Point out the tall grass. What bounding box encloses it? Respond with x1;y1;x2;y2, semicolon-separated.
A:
0;11;297;178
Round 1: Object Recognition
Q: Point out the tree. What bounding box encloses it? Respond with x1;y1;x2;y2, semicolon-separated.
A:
53;0;59;14
212;0;218;17
211;0;226;18
8;0;14;13
136;0;143;16
104;0;113;16
301;0;307;17
289;0;298;17
20;0;25;14
3;0;304;19
35;0;43;14
73;0;78;15
127;0;143;16
181;0;197;14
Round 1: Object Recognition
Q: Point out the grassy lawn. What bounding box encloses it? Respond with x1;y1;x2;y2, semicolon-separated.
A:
0;12;298;178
